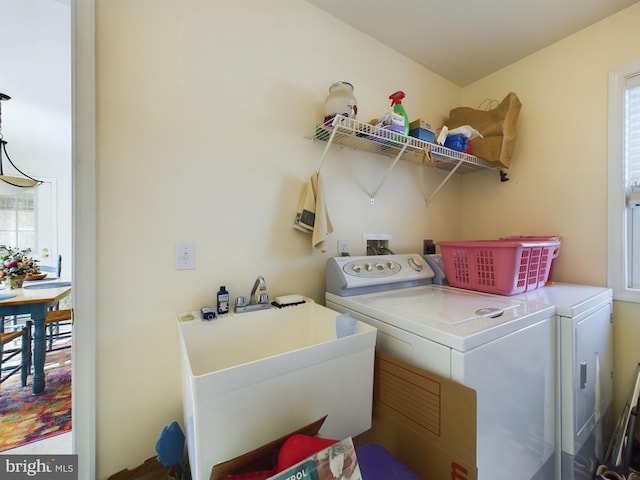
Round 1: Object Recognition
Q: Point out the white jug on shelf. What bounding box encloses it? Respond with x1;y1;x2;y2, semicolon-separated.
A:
324;81;358;123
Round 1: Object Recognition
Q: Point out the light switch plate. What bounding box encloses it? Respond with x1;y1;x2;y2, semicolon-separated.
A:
175;242;196;270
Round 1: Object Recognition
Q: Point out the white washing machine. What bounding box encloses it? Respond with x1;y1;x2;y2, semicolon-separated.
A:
326;254;558;480
510;284;613;479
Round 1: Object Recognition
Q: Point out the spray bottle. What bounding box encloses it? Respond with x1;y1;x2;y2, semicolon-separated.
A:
389;91;409;136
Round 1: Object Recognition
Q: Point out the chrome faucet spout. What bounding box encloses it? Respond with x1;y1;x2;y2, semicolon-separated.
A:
234;275;270;313
249;275;267;305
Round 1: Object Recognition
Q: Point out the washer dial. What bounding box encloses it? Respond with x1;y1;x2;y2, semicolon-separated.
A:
342;259;402;278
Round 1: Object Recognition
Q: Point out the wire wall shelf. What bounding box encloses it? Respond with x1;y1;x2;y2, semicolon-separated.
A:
308;115;496;173
306;115;497;204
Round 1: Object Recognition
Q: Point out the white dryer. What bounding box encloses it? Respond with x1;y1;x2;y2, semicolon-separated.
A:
326;254;558;480
510;284;613;479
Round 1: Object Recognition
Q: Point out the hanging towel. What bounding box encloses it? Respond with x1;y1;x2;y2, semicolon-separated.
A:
293;180;316;234
293;171;333;252
311;171;333;252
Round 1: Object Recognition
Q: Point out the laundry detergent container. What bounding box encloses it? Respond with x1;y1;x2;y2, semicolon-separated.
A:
177;302;377;480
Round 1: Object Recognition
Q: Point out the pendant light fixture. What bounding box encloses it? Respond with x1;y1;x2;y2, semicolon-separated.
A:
0;93;43;188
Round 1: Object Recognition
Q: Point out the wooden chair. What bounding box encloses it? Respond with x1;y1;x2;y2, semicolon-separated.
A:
0;322;31;386
39;254;62;278
45;308;73;351
39;256;72;351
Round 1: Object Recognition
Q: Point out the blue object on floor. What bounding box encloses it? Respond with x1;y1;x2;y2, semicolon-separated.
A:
356;444;420;479
156;421;190;480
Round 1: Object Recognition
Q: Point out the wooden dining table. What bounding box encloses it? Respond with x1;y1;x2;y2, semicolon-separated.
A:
0;281;72;394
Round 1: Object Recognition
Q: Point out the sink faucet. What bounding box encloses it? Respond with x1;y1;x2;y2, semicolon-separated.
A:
234;275;271;313
249;275;267;305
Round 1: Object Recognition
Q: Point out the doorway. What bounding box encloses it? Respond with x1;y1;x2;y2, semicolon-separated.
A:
0;0;75;456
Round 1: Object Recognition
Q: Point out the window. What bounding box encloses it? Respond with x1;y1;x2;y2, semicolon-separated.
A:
0;191;36;250
0;181;56;265
608;61;640;301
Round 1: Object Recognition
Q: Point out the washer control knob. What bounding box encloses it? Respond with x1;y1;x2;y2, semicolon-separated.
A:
375;263;385;271
408;257;424;272
365;263;373;272
351;264;362;274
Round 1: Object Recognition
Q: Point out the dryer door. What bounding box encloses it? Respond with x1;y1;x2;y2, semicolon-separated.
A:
571;302;613;453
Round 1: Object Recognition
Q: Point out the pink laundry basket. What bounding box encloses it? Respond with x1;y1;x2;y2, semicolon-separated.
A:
438;238;561;296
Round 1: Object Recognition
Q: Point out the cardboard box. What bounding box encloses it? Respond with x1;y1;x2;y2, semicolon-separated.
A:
409;118;433;131
409;127;436;143
354;352;478;480
209;417;327;480
408;119;436;143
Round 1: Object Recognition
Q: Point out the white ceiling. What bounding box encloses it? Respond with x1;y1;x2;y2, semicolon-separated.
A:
307;0;639;86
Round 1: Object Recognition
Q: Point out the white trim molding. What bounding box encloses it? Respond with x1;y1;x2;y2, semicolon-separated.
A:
71;0;97;477
608;60;640;302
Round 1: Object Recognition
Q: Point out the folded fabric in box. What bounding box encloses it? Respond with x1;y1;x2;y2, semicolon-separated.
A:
444;133;469;152
223;436;422;480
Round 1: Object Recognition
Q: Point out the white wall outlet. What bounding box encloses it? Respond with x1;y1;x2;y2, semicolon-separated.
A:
175;241;196;270
337;240;349;255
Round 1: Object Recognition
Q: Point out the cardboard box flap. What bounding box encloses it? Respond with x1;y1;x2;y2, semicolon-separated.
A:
376;353;476;461
355;352;477;480
210;416;327;480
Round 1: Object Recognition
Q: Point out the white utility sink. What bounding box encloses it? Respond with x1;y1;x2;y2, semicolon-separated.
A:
177;301;377;480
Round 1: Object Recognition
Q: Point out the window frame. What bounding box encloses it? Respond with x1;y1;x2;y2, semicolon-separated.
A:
608;61;640;302
0;179;57;267
0;190;36;249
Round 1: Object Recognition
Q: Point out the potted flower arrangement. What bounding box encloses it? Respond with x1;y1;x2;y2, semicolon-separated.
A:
0;246;40;289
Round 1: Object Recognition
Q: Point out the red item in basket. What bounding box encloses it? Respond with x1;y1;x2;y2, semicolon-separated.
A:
275;435;339;472
223;435;338;480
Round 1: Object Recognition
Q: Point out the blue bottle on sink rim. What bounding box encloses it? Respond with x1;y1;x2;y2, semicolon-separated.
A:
216;285;229;315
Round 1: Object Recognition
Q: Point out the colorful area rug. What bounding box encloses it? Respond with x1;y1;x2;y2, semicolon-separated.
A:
0;348;72;451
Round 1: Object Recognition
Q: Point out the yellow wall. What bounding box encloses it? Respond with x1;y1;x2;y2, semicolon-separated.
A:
96;0;463;476
95;0;640;477
613;300;640;413
457;3;640;425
